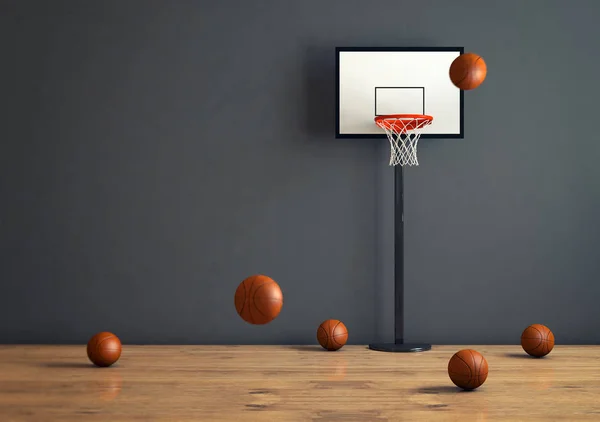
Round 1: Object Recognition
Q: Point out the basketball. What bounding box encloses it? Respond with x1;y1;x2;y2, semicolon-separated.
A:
447;349;488;390
521;324;555;357
87;332;122;367
449;53;487;90
317;319;348;351
234;274;283;325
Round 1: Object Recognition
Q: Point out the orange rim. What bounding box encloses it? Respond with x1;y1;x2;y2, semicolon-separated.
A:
374;114;433;132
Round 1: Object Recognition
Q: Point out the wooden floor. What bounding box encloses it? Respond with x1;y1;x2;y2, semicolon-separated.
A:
0;345;599;421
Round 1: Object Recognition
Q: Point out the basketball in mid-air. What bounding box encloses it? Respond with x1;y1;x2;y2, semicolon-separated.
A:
447;349;488;390
234;274;283;324
521;324;555;357
87;332;122;367
317;319;348;351
449;53;487;90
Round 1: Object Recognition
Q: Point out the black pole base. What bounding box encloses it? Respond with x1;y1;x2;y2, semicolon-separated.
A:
368;343;431;353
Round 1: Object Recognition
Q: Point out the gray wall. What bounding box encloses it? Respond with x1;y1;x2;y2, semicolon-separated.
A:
1;0;599;345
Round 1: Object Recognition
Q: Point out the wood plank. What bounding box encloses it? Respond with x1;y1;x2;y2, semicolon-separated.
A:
0;345;598;421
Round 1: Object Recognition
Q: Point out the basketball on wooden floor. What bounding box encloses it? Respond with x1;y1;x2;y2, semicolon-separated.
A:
234;274;283;325
449;52;487;90
521;324;555;357
447;349;488;390
87;332;122;367
317;319;348;351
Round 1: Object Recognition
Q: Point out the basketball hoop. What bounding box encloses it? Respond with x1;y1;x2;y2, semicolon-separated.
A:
374;114;433;166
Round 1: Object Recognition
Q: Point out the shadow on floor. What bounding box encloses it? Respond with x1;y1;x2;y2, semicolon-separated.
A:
40;362;101;368
503;352;542;359
285;345;330;352
417;386;475;395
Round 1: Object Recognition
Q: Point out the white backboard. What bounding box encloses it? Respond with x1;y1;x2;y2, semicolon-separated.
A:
336;47;464;139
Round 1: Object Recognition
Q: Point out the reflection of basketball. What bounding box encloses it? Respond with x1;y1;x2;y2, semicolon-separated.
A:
317;319;348;351
449;53;487;90
234;274;283;325
526;367;555;391
94;373;123;401
521;324;554;357
326;358;348;381
448;349;488;390
87;332;122;367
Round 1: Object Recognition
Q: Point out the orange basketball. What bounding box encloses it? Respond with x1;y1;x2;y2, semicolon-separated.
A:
317;319;348;351
521;324;555;357
447;349;488;390
449;52;487;90
87;332;122;367
234;274;283;324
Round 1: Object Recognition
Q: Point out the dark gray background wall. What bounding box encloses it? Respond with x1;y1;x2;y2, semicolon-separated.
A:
1;0;599;345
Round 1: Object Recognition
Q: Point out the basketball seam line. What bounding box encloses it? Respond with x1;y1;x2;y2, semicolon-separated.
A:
330;321;343;346
454;56;482;88
317;326;328;346
525;326;544;351
454;353;473;384
477;352;485;387
94;336;119;364
468;350;478;387
237;278;249;317
318;324;330;348
325;320;332;349
252;281;277;321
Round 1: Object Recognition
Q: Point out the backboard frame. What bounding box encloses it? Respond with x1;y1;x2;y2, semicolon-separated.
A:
335;47;465;139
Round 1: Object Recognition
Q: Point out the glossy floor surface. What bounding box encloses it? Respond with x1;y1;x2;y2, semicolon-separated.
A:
0;345;598;421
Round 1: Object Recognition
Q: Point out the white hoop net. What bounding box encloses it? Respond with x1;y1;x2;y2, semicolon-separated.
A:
375;115;433;166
